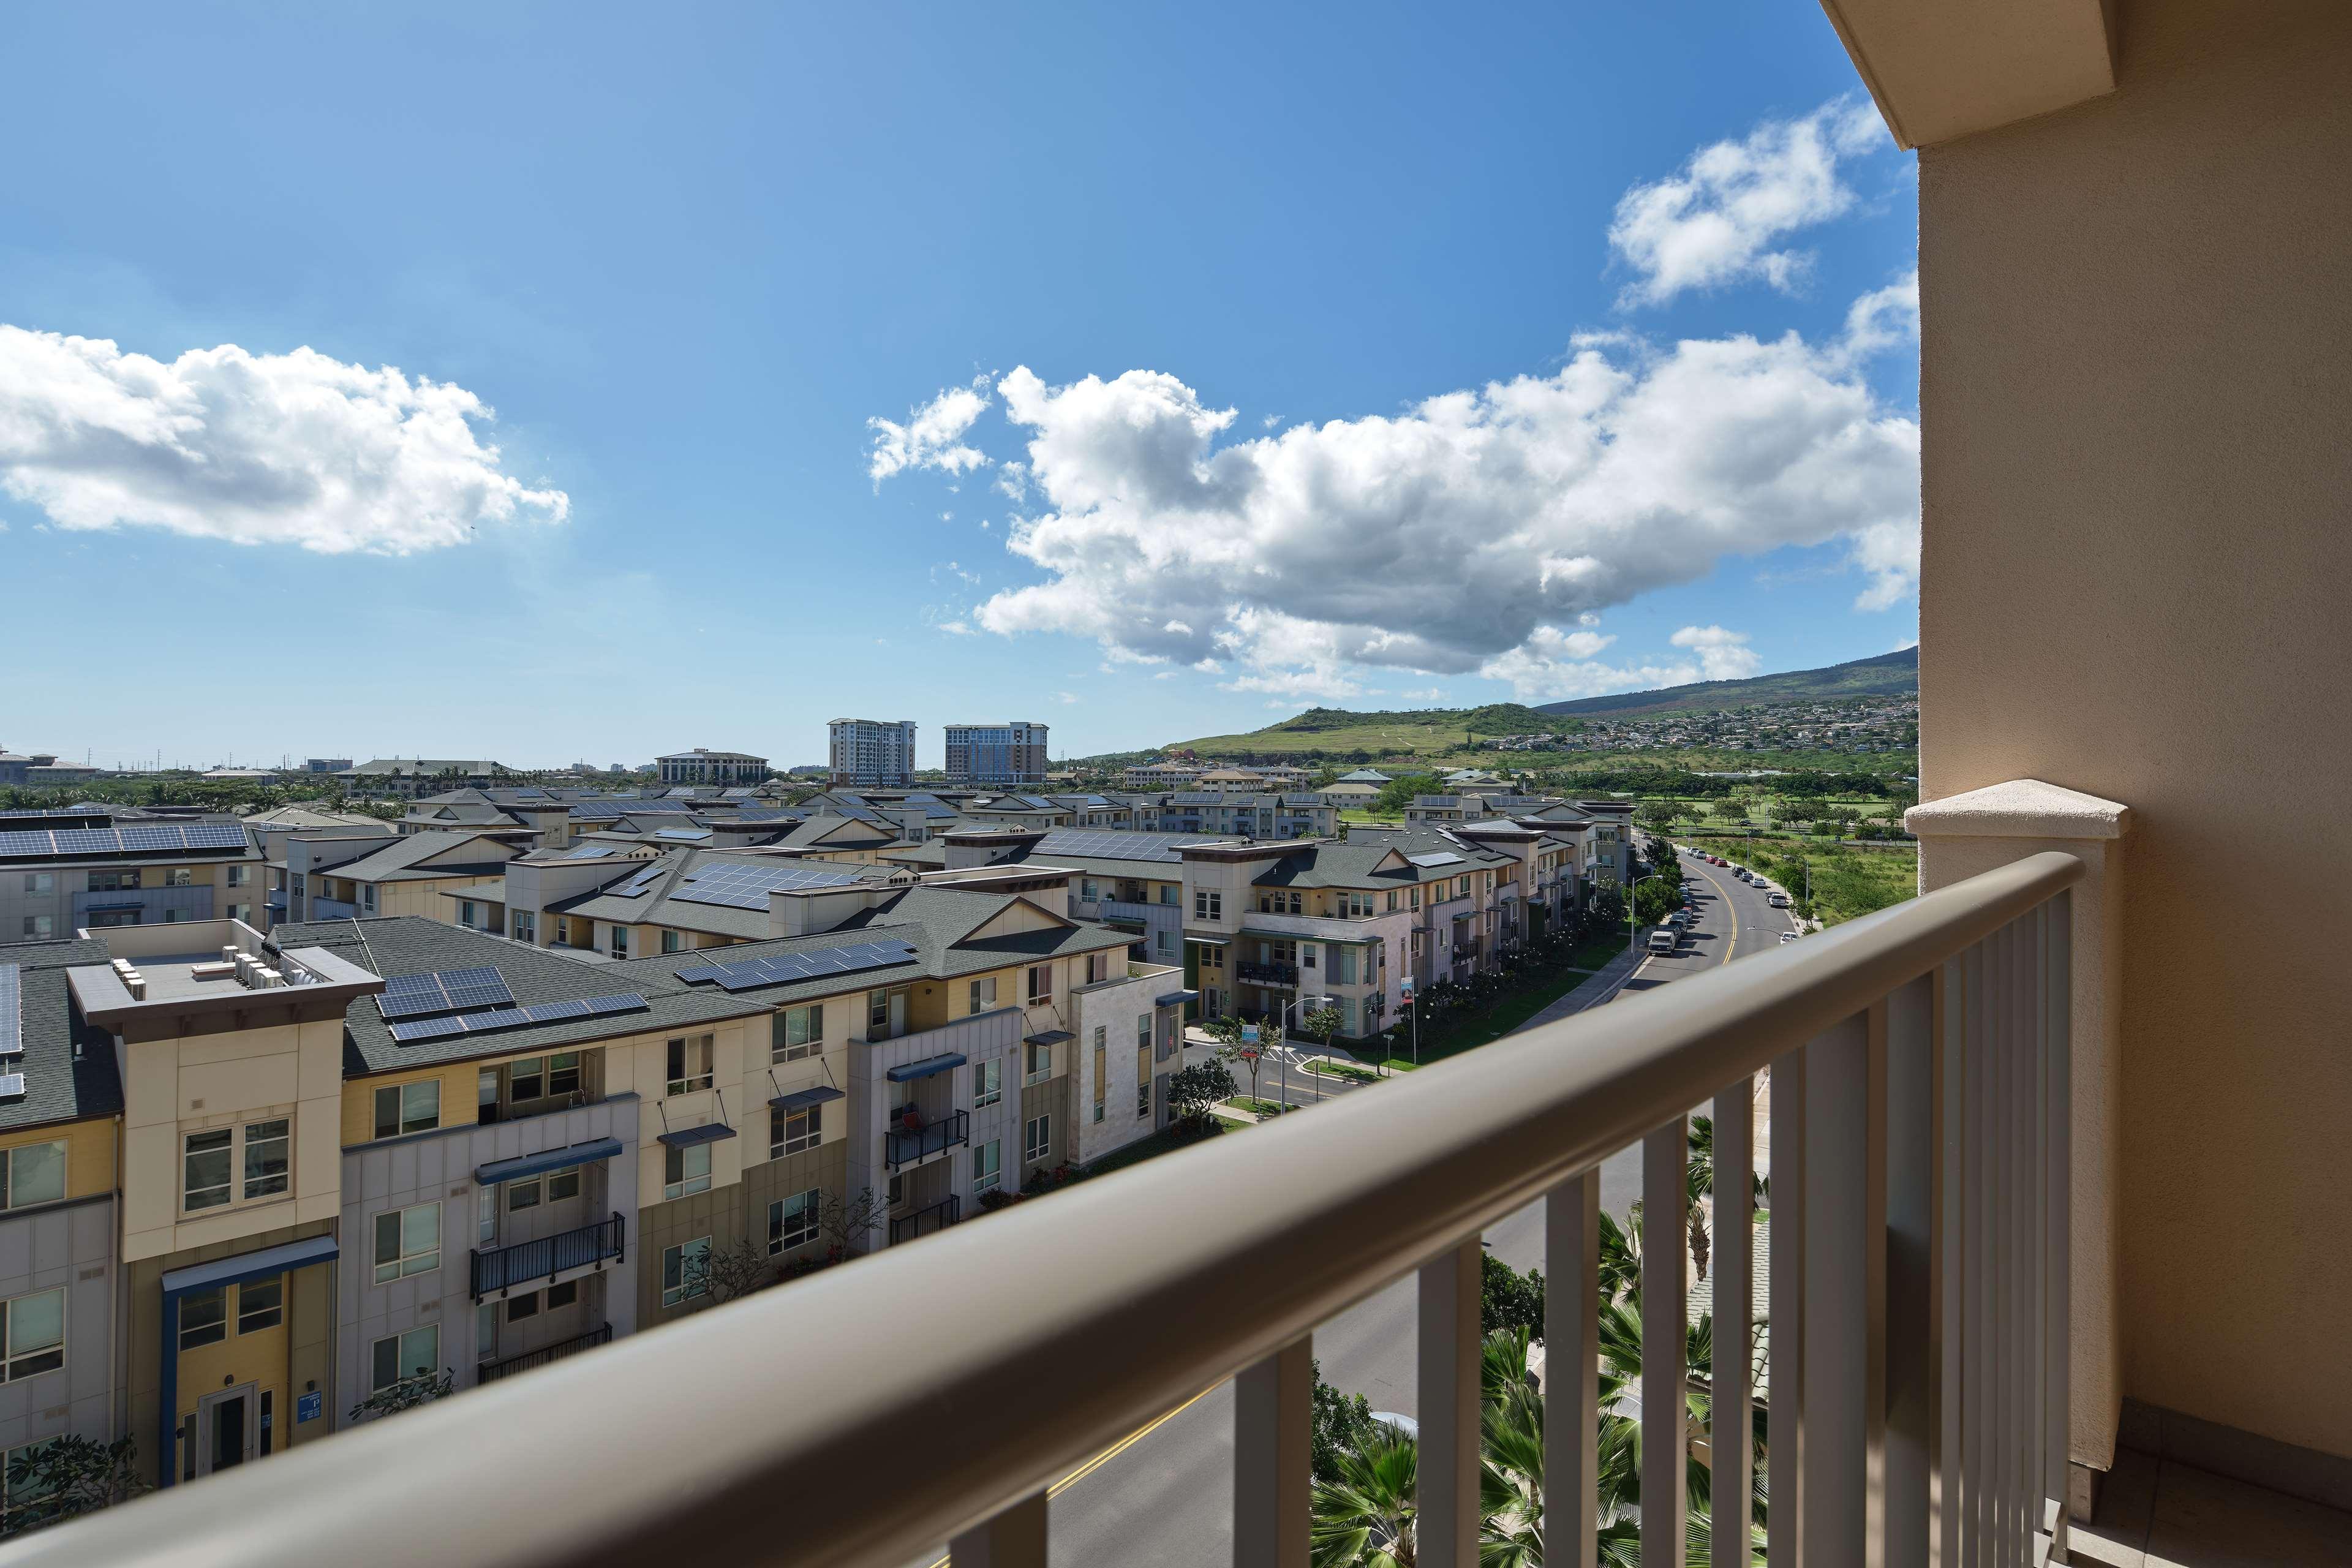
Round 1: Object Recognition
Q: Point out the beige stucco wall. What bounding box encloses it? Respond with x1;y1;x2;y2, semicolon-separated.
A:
1913;0;2352;1459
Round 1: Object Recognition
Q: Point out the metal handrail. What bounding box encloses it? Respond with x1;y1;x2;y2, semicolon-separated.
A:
888;1194;962;1244
24;852;2083;1568
478;1322;614;1384
469;1213;626;1300
884;1110;970;1170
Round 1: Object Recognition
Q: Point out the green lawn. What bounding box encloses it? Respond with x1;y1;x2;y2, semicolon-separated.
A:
1679;835;1917;926
1376;960;1600;1069
1079;1117;1226;1178
1563;931;1629;972
1226;1096;1299;1118
1305;1059;1381;1084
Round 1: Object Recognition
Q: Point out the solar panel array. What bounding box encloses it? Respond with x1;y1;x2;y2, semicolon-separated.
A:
0;822;249;860
562;843;617;859
0;965;20;1060
605;864;668;899
377;967;517;1021
676;940;919;993
671;862;866;910
1033;829;1226;865
386;992;649;1045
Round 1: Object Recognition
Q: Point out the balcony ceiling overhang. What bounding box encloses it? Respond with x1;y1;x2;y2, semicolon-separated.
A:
1819;0;2116;149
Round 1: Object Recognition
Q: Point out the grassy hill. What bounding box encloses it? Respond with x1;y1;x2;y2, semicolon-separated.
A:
1534;646;1917;719
1161;703;1566;759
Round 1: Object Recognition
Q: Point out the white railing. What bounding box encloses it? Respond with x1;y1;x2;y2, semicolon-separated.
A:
13;853;2080;1568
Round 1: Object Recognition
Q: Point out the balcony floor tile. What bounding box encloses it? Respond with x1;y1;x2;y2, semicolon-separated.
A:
2077;1445;2352;1568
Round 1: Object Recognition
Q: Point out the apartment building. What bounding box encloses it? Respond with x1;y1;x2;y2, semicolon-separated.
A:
942;723;1048;788
1119;761;1199;790
298;831;519;922
826;720;916;788
0;814;265;940
1135;792;1335;838
333;760;518;801
0;753;97;788
654;750;769;788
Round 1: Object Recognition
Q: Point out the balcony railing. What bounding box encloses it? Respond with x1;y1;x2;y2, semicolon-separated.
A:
885;1110;970;1170
59;851;2082;1568
1235;960;1297;987
889;1194;961;1245
478;1322;613;1384
470;1213;625;1301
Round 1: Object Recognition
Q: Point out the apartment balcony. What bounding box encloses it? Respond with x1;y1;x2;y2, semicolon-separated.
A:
889;1194;960;1245
469;1213;625;1301
884;1109;970;1171
1235;960;1297;987
53;851;2153;1566
1239;909;1379;943
478;1322;612;1384
312;897;358;920
1096;897;1169;927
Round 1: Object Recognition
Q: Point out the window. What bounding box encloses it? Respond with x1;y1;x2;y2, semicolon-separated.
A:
973;1058;1003;1108
373;1202;441;1283
478;1187;497;1246
0;1142;66;1212
370;1325;438;1393
511;911;536;943
183;1129;233;1212
1092;1032;1107;1123
662;1238;710;1307
1024;1041;1053;1086
88;870;141;892
1023;1115;1052;1164
1457;875;1471;898
1027;965;1051;1005
1080;878;1099;903
508;1179;542;1212
663;1142;712;1200
373;1080;440;1139
86;908;140;929
507;1291;541;1322
968;978;996;1014
361;884;377;913
477;1302;499;1363
1159;885;1179;905
18;917;51;939
164;867;195;888
666;1035;714;1095
1411;886;1422;909
773;1004;824;1061
769;1189;819;1254
1287;892;1303;914
21;874;51;895
459;902;477;927
607;927;628;959
546;1280;578;1310
1330;945;1359;985
1084;951;1108;985
973;1140;1001;1193
661;929;682;954
1137;1048;1153;1118
1156;928;1175;956
237;1277;282;1334
510;1056;545;1102
548;1052;582;1098
1199;942;1223;971
548;1167;581;1202
243;1118;289;1199
178;1288;226;1351
771;1102;821;1158
226;864;251;888
1193;889;1221;920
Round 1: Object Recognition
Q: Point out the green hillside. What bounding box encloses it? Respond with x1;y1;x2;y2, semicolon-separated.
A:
1163;703;1567;759
1534;646;1917;718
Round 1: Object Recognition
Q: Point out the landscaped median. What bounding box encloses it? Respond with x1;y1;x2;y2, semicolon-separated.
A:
1374;943;1624;1072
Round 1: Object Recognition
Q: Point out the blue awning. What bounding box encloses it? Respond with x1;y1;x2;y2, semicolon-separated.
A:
657;1122;739;1149
1156;989;1199;1006
1022;1030;1073;1047
474;1137;624;1186
886;1052;966;1084
162;1232;339;1296
770;1085;846;1111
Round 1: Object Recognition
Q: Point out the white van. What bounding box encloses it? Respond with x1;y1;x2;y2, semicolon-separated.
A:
1647;928;1678;956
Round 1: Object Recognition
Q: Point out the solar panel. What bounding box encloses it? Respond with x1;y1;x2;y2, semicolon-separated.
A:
563;844;617;860
669;862;865;911
0;821;252;861
0;1074;25;1099
0;965;20;1061
1033;829;1226;865
386;992;648;1045
608;864;666;899
679;940;919;993
376;967;516;1020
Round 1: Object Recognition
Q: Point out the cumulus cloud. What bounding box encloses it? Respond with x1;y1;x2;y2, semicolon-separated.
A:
965;303;1917;695
867;377;992;483
0;326;567;554
1403;687;1446;701
1609;99;1886;307
1668;624;1763;680
1838;270;1919;364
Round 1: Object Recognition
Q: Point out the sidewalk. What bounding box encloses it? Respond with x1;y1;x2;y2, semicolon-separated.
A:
1515;943;1647;1033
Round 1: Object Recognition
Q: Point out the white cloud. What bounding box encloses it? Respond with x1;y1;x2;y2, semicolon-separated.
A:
993;461;1028;500
1152;669;1179;680
1839;270;1919;363
1668;624;1763;680
1847;519;1919;610
1055;691;1079;704
938;619;974;635
1403;687;1446;701
966;303;1917;694
1609;99;1885;307
0;326;567;554
867;377;992;484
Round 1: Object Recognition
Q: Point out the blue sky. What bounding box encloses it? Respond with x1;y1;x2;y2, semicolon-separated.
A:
0;2;1917;771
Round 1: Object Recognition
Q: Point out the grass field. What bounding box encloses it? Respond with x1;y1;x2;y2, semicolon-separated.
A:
1376;960;1598;1070
1678;835;1918;927
1225;1096;1299;1118
1079;1117;1225;1178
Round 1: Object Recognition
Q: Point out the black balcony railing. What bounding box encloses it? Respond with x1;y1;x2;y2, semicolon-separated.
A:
471;1213;625;1300
884;1109;970;1170
477;1322;613;1384
889;1194;960;1245
1236;960;1297;987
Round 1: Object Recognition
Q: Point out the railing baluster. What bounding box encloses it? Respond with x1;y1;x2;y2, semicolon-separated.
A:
1418;1238;1482;1568
1884;975;1935;1564
1995;921;2019;1568
1641;1117;1687;1568
950;1488;1047;1568
1801;1012;1875;1561
2043;894;2073;1559
1932;957;1962;1568
2012;915;2037;1562
1713;1077;1754;1568
1769;1047;1806;1568
1961;938;1988;1568
1234;1335;1311;1568
1545;1169;1601;1568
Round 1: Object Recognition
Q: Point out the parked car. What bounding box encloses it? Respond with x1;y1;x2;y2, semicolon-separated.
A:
1647;928;1678;956
1779;930;1798;944
1768;891;1790;908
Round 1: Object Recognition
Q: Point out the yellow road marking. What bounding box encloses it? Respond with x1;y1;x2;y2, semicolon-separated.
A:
1687;858;1738;967
922;1386;1217;1566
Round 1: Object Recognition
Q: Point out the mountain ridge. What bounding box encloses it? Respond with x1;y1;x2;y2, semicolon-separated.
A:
1532;645;1918;718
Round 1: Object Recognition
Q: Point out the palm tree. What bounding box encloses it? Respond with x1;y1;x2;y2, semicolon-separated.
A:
1311;1426;1419;1568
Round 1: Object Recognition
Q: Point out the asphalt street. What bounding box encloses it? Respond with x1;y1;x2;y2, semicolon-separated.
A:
917;840;1800;1568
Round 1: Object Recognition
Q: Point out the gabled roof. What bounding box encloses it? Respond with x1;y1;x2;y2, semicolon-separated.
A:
1245;842;1421;890
322;831;518;884
0;937;126;1131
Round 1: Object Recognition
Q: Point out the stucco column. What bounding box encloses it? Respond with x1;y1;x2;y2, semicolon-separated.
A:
1906;778;2130;1510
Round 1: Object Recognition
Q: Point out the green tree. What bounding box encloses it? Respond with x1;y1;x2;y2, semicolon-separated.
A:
1;1436;145;1537
1303;1005;1345;1057
1312;1360;1378;1485
350;1366;454;1420
1481;1251;1545;1340
1634;878;1679;927
1372;772;1444;816
1169;1060;1237;1127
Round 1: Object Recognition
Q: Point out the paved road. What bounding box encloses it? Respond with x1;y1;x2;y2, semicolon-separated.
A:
927;843;1800;1568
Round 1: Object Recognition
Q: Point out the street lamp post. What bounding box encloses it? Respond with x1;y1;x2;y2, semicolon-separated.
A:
1282;992;1335;1105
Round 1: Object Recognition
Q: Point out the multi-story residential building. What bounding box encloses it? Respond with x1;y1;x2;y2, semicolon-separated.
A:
333;760;519;801
0;752;100;788
654;749;769;788
942;723;1048;788
826;720;917;788
295;831;519;922
0;813;265;940
301;759;352;775
1136;792;1335;838
1119;760;1199;790
255;822;397;930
